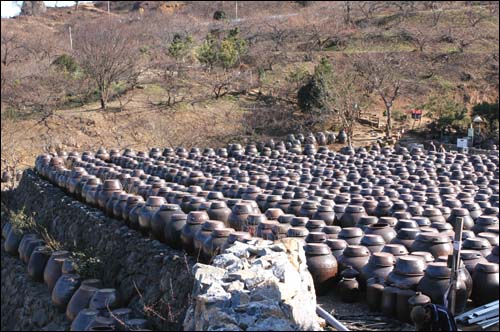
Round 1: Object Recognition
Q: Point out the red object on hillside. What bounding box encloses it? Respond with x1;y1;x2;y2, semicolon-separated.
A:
409;109;423;119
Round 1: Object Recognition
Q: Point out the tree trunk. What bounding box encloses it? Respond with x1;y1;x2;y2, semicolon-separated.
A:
100;97;106;109
386;105;392;138
347;132;353;148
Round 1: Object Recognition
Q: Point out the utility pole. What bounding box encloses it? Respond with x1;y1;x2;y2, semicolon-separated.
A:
69;26;73;50
235;1;238;20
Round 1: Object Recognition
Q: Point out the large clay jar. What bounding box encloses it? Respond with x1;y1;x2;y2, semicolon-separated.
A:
391;228;420;251
417;262;468;313
338;266;360;303
89;288;120;313
338;227;364;245
138;196;165;236
463;237;492;257
306;219;326;233
381;285;399;317
71;309;99;331
472;262;499;306
448;208;474;230
164;214;187;250
181;211;209;255
312;205;335;225
410;232;453;258
396;284;417;323
339;205;367;228
111;194;129;221
486;246;499;264
105;191;123;218
2;222;12;240
193;220;225;259
460;250;488;275
338;245;370;273
472;216;498;234
151;204;183;242
326;239;348;259
365;223;397;243
387;256;425;289
18;234;38;260
4;228;23;256
304;243;338;293
207;201;232;226
256;220;278;240
272;224;291;240
97;180;122;209
366;277;385;312
66;283;99;321
360;252;395;287
28;246;52;282
202;228;235;263
128;202;145;230
52;273;82;313
244;214;267;237
21;238;45;264
122;195;144;225
221;231;252;252
360;234;385;254
228;203;254;231
44;251;70;292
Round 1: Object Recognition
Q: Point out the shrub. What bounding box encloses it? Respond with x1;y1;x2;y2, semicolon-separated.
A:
52;54;79;73
297;58;333;116
213;10;226;20
472;100;499;127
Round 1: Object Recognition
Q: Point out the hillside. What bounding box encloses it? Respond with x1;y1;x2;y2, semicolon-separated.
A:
1;1;499;176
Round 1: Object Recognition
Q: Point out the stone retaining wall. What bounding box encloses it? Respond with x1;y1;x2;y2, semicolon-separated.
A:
2;170;196;331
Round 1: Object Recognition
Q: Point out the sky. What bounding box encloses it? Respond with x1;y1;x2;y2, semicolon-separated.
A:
1;1;92;18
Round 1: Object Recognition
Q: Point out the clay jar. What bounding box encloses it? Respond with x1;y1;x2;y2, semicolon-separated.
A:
181;211;209;255
326;239;348;259
128;202;145;230
387;256;425;289
381;285;399;317
304;243;338;293
396;284;417;323
338;245;370;273
273;224;291;240
66;282;100;321
71;309;99;331
207;201;232;226
4;228;23;256
338;227;364;245
410;232;453;258
122;196;144;225
105;191;124;218
366;277;385;311
361;252;395;287
391;228;420;251
364;223;397;243
472;262;499;306
44;251;70;292
417;262;468;313
164;214;188;250
486;246;499;264
28;246;52;282
202;228;235;263
312;205;335;225
193;220;225;259
256;220;278;240
52;273;82;313
460;250;488;275
89;288;120;313
97;180;122;209
228;203;254;231
306;219;326;233
138;196;166;236
323;226;341;239
339;205;367;228
112;194;130;221
356;216;378;231
244;214;267;237
381;244;409;259
151;204;184;243
338;266;360;303
221;231;252;252
448;208;474;230
360;234;386;254
462;237;492;257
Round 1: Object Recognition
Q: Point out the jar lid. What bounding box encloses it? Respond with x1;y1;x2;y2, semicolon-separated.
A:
304;243;331;255
212;228;235;237
361;234;385;246
394;256;425;276
343;245;370;257
408;292;431;306
326;239;348;250
425;262;451;279
370;252;395;267
345;205;365;213
322;226;341;234
339;227;364;238
476;262;499;273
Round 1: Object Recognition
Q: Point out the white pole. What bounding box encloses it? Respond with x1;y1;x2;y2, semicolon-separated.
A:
69;26;73;50
107;1;110;15
235;1;238;19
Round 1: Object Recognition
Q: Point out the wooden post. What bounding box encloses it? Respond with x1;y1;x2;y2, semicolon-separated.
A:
68;26;73;50
447;217;464;315
235;0;238;19
107;1;110;16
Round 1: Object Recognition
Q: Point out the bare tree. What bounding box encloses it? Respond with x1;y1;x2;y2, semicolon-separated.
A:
354;53;407;139
403;25;434;52
74;20;141;110
430;1;444;26
465;3;488;27
354;1;385;20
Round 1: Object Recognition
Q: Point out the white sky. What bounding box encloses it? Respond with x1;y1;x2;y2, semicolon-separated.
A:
1;1;92;18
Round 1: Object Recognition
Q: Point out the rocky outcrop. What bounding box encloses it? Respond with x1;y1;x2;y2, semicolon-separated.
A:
3;170;196;331
20;1;47;16
183;238;322;331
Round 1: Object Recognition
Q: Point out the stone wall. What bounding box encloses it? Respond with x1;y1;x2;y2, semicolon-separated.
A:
2;170;196;331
